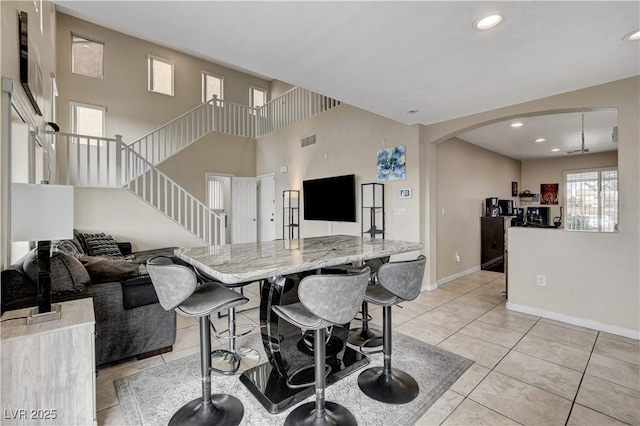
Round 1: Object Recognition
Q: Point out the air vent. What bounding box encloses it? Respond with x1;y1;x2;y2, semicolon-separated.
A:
301;134;316;148
566;149;590;155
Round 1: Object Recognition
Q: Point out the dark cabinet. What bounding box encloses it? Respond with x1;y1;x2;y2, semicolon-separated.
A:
481;217;507;273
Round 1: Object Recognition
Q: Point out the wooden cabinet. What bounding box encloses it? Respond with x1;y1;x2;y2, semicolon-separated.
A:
1;298;96;425
481;216;508;273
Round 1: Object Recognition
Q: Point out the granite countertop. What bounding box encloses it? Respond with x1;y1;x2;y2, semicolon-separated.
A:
175;235;422;284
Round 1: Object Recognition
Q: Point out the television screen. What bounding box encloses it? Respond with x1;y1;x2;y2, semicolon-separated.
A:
303;174;356;222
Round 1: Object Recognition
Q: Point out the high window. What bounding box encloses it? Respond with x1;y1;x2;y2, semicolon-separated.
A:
148;55;174;96
71;34;104;79
71;102;105;139
250;86;268;110
202;72;224;102
564;168;618;232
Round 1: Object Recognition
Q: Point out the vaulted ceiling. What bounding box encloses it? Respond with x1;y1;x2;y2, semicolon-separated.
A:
54;1;639;159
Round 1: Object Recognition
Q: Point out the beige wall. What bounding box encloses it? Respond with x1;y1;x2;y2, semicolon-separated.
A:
55;13;271;142
74;188;203;251
436;137;521;281
157;133;256;203
257;104;421;245
423;77;639;336
521;151;617;220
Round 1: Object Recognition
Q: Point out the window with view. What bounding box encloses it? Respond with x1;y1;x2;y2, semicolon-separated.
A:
71;34;104;79
250;86;268;110
71;102;105;144
148;55;174;96
564;168;618;232
202;72;223;102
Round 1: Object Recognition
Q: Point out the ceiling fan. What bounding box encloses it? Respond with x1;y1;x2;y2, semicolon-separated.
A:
566;112;589;154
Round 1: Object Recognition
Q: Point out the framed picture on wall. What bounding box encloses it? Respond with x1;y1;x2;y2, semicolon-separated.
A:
399;188;412;198
540;183;559;205
512;181;518;196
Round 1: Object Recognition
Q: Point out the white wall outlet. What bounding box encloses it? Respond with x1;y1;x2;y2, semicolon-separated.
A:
455;252;461;262
392;208;407;215
536;274;546;287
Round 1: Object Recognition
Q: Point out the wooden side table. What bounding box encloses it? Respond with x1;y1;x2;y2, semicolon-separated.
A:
1;298;96;425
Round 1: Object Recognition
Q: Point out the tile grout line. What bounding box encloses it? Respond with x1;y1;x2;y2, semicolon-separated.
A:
438;278;527;426
564;330;599;426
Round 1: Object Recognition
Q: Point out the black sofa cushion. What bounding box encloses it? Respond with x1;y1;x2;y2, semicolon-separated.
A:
121;276;159;309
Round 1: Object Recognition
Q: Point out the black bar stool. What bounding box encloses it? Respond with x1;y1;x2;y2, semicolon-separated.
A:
272;266;371;426
147;257;248;426
357;255;426;404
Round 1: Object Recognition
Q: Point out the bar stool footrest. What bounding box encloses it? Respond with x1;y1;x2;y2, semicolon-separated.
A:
210;349;242;375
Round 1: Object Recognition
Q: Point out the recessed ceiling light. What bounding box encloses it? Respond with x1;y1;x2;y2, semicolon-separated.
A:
551;148;560;152
473;14;503;31
510;122;523;128
535;138;546;143
623;29;640;42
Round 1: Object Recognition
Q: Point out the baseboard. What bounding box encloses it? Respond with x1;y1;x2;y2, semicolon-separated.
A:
422;265;481;292
136;345;173;360
506;302;640;340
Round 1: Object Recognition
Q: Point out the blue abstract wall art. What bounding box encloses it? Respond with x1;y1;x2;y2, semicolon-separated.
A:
377;145;406;181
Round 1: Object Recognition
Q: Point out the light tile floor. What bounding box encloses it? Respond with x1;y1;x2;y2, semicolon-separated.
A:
96;271;640;425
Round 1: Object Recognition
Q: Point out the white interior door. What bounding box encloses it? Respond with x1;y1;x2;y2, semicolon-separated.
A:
206;174;231;243
231;177;257;243
257;174;276;242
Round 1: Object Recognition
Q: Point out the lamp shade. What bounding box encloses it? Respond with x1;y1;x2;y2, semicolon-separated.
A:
11;183;74;242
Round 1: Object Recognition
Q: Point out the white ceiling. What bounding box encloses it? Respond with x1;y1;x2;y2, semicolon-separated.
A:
54;1;639;160
458;109;619;160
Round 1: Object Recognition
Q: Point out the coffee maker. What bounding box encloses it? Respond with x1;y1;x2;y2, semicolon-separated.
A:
485;197;499;217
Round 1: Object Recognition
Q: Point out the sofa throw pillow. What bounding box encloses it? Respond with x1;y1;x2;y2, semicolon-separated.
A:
76;231;105;254
84;234;124;258
23;250;90;294
52;239;84;257
78;254;142;283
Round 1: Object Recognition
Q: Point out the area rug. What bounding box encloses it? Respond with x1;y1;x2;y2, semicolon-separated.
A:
115;332;473;425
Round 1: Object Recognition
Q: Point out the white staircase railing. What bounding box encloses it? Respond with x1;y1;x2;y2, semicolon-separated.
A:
48;131;226;245
49;131;125;187
125;87;340;168
257;87;341;137
127;97;258;168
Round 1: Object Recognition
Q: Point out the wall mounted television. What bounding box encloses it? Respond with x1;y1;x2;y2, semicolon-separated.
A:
303;174;356;222
18;11;43;116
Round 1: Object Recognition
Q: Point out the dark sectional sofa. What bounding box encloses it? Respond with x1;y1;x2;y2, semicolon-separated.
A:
1;232;179;366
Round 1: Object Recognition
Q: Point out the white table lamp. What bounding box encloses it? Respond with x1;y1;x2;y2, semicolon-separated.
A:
10;183;74;324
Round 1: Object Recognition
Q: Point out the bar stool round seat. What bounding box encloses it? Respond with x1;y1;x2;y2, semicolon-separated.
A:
147;257;249;426
357;255;426;405
272;266;371;426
